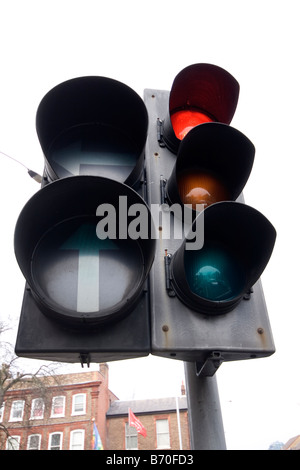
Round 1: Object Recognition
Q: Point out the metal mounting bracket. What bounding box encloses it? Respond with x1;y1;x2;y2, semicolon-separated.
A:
79;353;91;368
196;352;224;377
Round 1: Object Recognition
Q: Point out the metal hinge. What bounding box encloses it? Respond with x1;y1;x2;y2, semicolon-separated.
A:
164;251;176;297
157;118;166;147
160;175;168;205
243;287;254;300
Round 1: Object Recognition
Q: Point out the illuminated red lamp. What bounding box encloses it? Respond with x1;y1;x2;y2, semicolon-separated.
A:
170;109;214;140
160;63;240;153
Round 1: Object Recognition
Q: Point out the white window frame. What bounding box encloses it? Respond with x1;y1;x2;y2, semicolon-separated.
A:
71;393;86;416
6;435;21;450
30;398;44;420
70;429;85;450
48;432;63;450
27;434;41;450
51;396;65;418
9;400;25;422
125;422;138;450
156;418;171;449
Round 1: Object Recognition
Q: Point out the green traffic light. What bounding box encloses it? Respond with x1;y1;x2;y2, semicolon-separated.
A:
32;219;144;315
184;242;246;302
169;201;276;315
14;175;156;327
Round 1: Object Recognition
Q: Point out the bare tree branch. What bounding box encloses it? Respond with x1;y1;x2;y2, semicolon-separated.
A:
0;322;63;448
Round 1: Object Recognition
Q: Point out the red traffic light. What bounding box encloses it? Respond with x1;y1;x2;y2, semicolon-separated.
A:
170;109;214;140
160;63;239;152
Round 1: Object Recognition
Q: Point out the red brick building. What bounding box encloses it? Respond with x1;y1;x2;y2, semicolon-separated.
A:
0;363;190;450
0;363;115;450
106;396;190;450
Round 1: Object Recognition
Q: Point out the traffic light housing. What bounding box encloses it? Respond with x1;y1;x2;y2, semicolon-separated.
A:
144;63;276;373
14;64;276;373
14;77;156;364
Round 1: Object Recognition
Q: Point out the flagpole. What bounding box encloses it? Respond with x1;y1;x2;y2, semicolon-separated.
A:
175;396;183;450
184;362;226;450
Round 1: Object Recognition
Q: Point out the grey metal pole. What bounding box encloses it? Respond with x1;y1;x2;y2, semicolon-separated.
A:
184;362;226;450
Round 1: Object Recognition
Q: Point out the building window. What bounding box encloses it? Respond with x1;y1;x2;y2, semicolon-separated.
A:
72;394;86;415
0;402;4;422
51;396;65;417
6;436;20;450
70;429;85;450
30;398;44;420
9;400;25;422
125;422;138;450
49;432;63;450
156;418;170;449
27;434;41;450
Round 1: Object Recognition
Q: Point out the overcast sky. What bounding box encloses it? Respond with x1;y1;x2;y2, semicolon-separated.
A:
0;0;299;450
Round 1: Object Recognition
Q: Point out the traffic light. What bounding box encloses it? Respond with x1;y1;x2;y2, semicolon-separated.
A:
14;65;276;372
144;63;276;374
14;76;156;365
157;63;239;153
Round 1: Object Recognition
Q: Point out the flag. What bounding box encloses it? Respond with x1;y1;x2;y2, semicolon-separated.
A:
128;408;147;437
92;422;104;450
